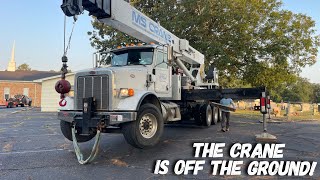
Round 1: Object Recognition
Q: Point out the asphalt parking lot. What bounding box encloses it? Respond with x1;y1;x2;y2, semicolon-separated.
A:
0;108;319;180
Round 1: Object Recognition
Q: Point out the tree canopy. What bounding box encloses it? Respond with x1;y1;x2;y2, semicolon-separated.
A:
88;0;319;97
17;63;31;71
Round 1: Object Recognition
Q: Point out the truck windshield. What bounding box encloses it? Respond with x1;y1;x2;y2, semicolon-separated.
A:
100;48;154;67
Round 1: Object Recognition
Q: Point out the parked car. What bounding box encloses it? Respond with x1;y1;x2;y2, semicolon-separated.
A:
5;98;18;108
13;95;32;107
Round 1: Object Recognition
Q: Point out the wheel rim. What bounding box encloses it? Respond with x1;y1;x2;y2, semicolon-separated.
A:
139;113;158;139
206;105;212;125
214;109;218;122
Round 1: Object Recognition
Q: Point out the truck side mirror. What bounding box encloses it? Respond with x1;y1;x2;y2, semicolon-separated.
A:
93;53;99;67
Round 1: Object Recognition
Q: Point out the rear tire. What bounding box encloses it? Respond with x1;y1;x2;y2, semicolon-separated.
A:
8;102;14;108
193;104;202;125
60;121;96;143
181;104;192;121
211;106;219;125
122;103;164;149
218;109;223;122
202;104;212;127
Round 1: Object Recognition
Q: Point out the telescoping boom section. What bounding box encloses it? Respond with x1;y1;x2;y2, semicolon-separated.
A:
61;0;204;66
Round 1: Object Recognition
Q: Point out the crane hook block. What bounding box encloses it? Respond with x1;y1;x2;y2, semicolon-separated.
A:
55;79;71;94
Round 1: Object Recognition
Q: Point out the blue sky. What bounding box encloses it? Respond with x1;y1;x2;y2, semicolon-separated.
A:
0;0;319;83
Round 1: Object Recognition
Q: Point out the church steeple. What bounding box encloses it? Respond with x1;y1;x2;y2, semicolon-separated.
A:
7;41;16;72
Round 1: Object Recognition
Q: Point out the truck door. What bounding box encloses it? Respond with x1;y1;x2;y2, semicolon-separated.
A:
154;50;170;95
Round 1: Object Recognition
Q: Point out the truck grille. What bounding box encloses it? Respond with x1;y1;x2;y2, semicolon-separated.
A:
76;75;109;110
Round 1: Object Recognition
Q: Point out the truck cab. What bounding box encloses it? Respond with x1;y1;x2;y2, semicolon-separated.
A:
97;45;172;98
58;45;174;148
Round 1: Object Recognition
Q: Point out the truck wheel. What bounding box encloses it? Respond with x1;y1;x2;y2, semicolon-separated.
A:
122;103;164;149
211;106;219;125
218;109;223;122
60;120;96;143
201;104;212;127
193;104;202;125
181;104;192;121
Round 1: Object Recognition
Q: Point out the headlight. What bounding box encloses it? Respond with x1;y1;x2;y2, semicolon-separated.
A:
119;88;134;97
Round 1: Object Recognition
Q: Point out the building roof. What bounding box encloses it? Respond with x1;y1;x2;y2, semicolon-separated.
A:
0;70;61;81
34;72;75;82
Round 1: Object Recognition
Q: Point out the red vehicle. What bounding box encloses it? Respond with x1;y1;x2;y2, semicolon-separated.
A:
5;98;18;108
2;95;32;108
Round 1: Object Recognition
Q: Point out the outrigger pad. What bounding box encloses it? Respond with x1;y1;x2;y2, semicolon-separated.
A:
255;132;277;143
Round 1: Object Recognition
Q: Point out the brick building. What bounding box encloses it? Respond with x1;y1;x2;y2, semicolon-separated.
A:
0;71;60;107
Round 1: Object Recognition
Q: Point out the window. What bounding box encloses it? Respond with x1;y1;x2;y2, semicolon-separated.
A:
99;48;154;67
155;51;168;69
23;88;29;96
4;87;10;100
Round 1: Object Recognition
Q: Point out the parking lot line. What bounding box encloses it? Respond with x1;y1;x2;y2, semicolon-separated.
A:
0;148;65;155
0;134;60;139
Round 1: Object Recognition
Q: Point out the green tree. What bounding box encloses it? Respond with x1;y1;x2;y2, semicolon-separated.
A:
88;0;320;90
17;63;31;71
279;77;314;102
312;84;320;103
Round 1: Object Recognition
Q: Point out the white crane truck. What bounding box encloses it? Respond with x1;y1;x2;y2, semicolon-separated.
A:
58;0;265;149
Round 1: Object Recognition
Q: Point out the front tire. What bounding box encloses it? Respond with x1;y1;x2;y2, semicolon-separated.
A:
60;121;96;143
122;103;164;149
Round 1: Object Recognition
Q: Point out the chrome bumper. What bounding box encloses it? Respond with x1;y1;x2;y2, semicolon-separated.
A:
58;110;137;125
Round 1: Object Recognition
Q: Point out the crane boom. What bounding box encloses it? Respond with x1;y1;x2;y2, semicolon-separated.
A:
61;0;204;66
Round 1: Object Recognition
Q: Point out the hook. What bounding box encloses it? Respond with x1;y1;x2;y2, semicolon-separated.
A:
59;99;67;107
